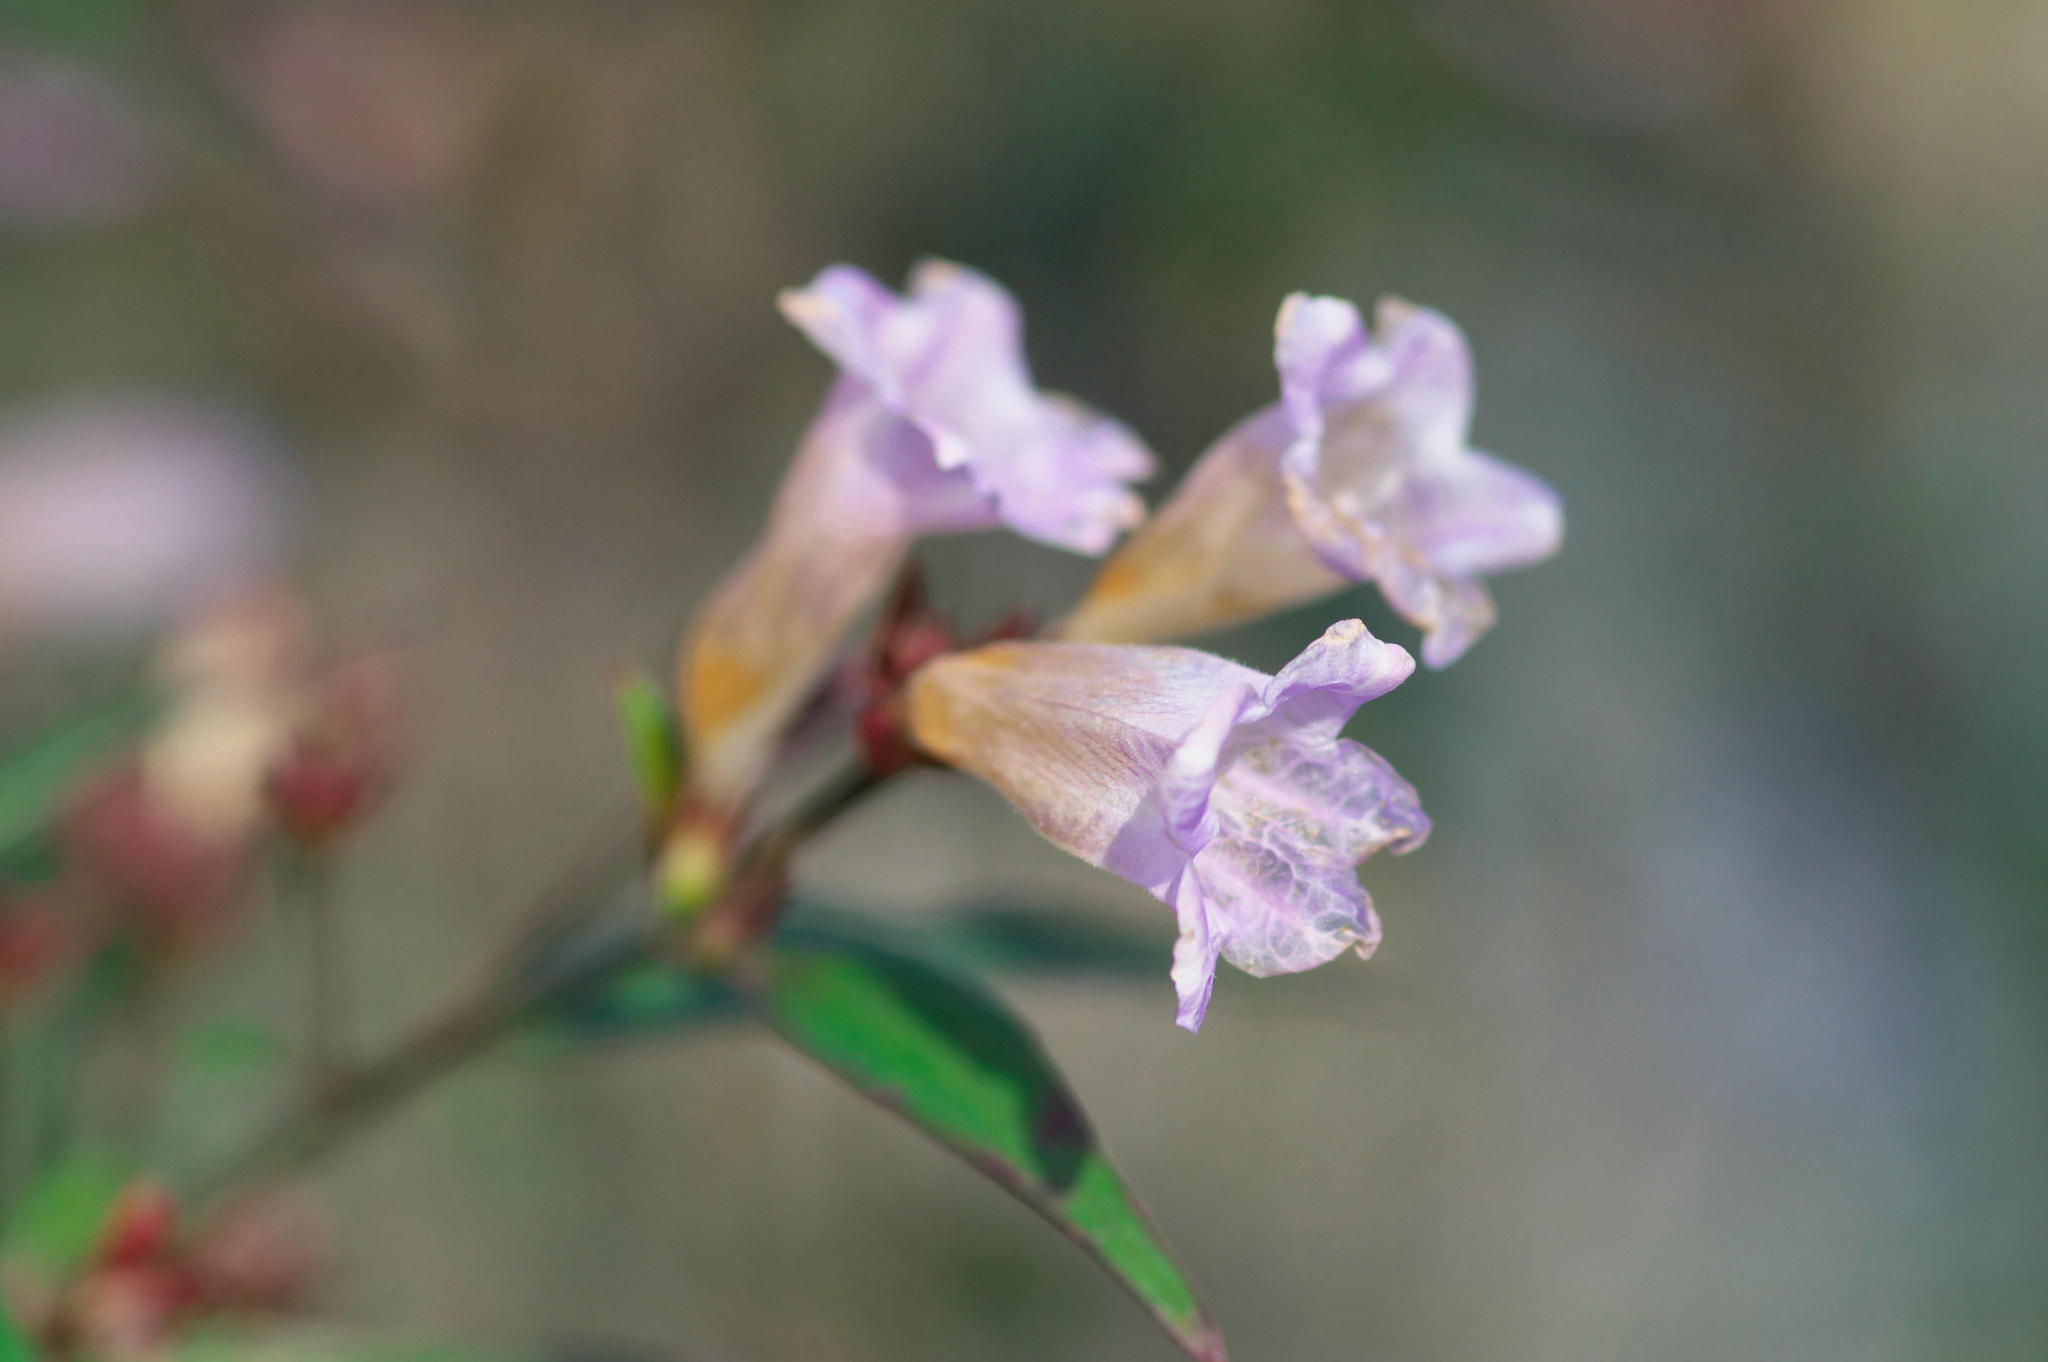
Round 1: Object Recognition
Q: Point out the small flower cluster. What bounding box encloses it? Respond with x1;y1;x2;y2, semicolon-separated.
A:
1;591;404;1006
14;1185;315;1361
671;263;1562;1030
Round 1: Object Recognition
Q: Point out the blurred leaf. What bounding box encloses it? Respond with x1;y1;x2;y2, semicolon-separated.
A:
179;1020;290;1079
920;900;1166;978
782;898;1167;979
0;1288;30;1362
0;699;147;868
758;919;1225;1362
0;0;145;51
1;1150;129;1276
550;954;743;1041
611;669;680;827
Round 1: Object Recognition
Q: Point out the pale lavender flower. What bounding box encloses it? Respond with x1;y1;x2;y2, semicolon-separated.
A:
1278;294;1561;667
0;398;281;646
908;619;1429;1031
777;261;1154;553
1062;294;1561;668
679;261;1154;804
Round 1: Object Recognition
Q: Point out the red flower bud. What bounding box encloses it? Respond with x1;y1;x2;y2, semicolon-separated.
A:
263;655;402;852
95;1182;179;1271
66;767;251;944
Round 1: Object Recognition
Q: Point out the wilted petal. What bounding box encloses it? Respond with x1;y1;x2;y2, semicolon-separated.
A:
908;620;1426;1031
680;264;1154;805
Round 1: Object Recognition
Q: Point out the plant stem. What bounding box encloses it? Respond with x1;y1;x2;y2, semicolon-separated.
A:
189;760;889;1218
293;850;349;1092
187;904;648;1215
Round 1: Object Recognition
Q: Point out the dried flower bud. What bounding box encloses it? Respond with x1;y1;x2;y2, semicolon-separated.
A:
264;656;404;851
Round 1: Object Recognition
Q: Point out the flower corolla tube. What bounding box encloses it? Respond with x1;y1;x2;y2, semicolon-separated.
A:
1062;294;1561;667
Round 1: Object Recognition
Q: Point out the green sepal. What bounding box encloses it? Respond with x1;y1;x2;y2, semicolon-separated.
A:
611;668;682;829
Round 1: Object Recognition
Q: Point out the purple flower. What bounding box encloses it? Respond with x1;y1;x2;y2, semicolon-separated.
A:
1278;295;1561;666
679;262;1154;804
0;398;281;646
907;619;1429;1031
778;261;1154;552
1062;294;1561;668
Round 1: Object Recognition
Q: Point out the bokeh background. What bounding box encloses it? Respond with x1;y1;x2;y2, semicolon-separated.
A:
3;0;2046;1359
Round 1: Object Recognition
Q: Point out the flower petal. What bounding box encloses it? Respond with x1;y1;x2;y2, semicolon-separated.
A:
678;388;934;802
1388;446;1564;578
1272;294;1558;665
1196;734;1424;978
906;639;1256;869
1167;867;1223;1032
1370;298;1474;453
778;261;1154;555
1058;407;1347;644
1240;617;1416;747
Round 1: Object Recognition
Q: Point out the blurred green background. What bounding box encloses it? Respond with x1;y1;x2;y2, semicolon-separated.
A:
2;0;2045;1359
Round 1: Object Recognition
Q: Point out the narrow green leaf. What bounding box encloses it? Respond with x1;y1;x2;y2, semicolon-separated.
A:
758;922;1226;1362
1;1151;130;1277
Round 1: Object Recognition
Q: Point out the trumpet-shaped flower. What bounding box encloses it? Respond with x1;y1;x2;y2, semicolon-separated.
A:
1063;294;1561;667
679;262;1154;803
907;619;1429;1031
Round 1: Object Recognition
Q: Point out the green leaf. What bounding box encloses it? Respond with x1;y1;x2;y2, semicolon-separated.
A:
0;1286;32;1362
1;1151;130;1277
0;700;149;868
758;921;1226;1362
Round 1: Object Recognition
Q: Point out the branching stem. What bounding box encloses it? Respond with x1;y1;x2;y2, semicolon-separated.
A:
189;761;889;1219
